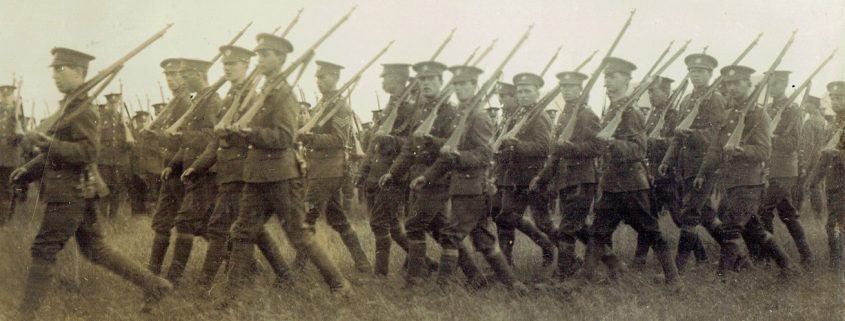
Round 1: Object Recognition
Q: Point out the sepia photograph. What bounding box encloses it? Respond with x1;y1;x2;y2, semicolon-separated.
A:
0;0;843;320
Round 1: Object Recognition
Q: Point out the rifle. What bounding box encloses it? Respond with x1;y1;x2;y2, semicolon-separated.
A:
214;70;262;131
472;38;498;67
724;30;797;151
350;111;366;158
298;40;394;134
675;33;763;131
12;78;24;138
440;25;533;155
557;10;636;143
280;8;304;38
120;101;137;144
767;49;837;135
209;21;253;65
157;81;166;103
412;45;495;139
597;40;688;140
234;6;356;127
374;28;456;137
163;77;226;135
648;76;689;139
540;45;562;78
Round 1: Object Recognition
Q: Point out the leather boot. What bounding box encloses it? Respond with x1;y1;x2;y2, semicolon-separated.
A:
436;249;459;289
485;250;528;294
601;252;623;281
654;241;680;286
403;240;426;289
692;233;708;263
198;238;227;287
457;244;488;290
217;240;255;309
675;231;694;272
392;229;438;273
761;236;799;278
165;233;195;284
517;217;556;267
556;241;580;280
256;230;292;286
497;227;515;266
580;240;602;282
303;241;350;293
340;229;372;273
783;218;812;268
633;233;650;267
19;259;54;319
717;239;741;277
148;233;170;275
374;235;392;276
91;248;173;312
743;229;766;264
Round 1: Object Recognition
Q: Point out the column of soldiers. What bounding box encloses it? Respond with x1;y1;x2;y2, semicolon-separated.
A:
6;23;845;321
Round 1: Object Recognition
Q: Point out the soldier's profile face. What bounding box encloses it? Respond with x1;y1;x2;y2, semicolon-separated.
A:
604;72;629;96
381;75;407;96
724;79;751;101
498;92;517;111
223;61;248;82
453;80;476;101
317;73;339;94
516;84;539;107
688;68;712;87
164;72;183;92
767;77;788;98
179;70;205;91
560;84;581;102
648;85;670;107
256;50;285;75
51;65;84;94
831;94;845;113
418;75;442;97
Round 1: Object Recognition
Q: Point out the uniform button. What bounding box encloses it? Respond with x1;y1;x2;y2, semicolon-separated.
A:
217;147;222;151
248;145;254;149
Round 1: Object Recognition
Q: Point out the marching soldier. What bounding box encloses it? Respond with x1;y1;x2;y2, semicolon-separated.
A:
12;47;171;320
755;70;812;267
152;102;166;116
295;60;371;273
222;33;350;303
581;58;679;285
633;76;682;266
486;106;500;125
410;65;527;292
146;58;191;276
533;71;600;280
381;61;487;290
356;63;419;276
490;82;516;231
695;65;796;277
129;110;159;215
161;58;221;284
184;45;291;289
0;85;23;224
806;81;845;271
659;53;725;271
98;93;133;219
798;95;827;217
494;72;556;267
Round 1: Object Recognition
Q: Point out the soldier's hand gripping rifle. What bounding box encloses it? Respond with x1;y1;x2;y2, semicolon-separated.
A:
648;75;689;139
440;25;533;156
675;33;763;131
233;6;356;128
298;41;394;135
555;10;636;145
374;28;456;137
723;30;797;151
412;41;498;139
597;40;689;140
767;48;837;136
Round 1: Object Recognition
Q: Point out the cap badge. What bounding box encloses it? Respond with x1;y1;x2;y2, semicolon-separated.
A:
695;58;702;64
728;69;736;76
225;49;232;57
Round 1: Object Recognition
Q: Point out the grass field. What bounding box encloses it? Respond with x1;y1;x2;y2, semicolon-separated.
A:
1;197;844;321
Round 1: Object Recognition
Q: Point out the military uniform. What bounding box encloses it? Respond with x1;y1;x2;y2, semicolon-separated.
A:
129;110;161;215
296;60;371;272
163;59;222;284
0;86;23;223
535;71;601;279
224;34;349;302
16;48;171;318
697;65;794;275
189;45;291;288
147;58;191;275
494;72;555;267
489;82;515;227
806;81;845;269
421;65;523;290
661;54;726;270
97;94;132;219
799;96;827;215
756;73;811;266
585;58;678;284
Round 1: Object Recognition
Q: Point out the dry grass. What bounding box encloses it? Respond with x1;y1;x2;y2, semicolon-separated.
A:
0;197;843;321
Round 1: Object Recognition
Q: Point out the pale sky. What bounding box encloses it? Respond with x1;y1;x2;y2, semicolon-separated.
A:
1;0;843;122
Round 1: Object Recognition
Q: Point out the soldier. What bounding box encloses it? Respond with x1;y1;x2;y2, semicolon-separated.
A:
0;84;23;224
582;57;679;285
754;70;812;267
12;47;171;320
221;33;350;304
152;102;166;116
161;58;221;284
532;71;600;280
294;60;371;273
410;65;527;292
184;45;291;289
633;76;682;266
381;61;487;289
695;65;796;277
494;72;556;267
798;95;827;217
659;53;726;271
546;109;558;122
356;63;420;276
98;93;133;219
486;106;500;125
129;110;159;215
806;81;845;271
490;83;515;231
146;58;191;276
